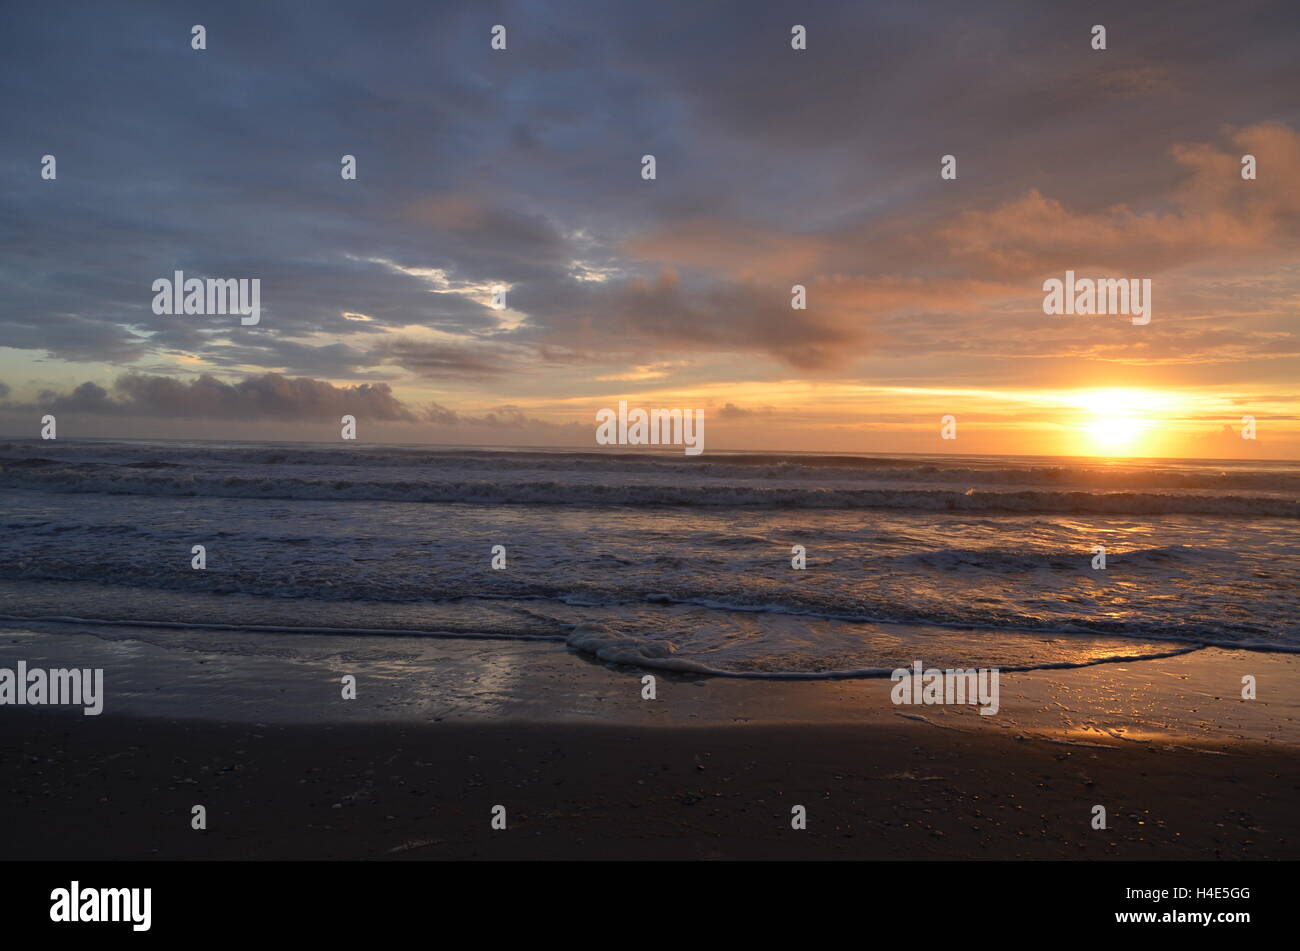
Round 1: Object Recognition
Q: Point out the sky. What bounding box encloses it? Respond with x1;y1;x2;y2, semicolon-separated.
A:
1;0;1298;458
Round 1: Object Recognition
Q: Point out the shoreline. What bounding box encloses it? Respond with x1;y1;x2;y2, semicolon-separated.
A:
0;626;1295;736
0;629;1296;860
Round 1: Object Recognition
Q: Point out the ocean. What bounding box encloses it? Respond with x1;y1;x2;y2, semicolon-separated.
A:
0;438;1296;679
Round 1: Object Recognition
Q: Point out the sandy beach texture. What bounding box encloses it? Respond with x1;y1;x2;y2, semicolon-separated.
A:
1;629;1295;860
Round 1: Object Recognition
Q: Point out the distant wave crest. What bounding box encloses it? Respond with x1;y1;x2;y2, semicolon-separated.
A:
1;464;1295;516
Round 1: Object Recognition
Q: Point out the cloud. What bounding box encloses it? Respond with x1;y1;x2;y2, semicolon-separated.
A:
375;339;518;379
417;401;578;431
6;373;418;421
565;268;859;370
596;123;1300;371
936;124;1300;279
716;402;772;419
0;372;582;434
0;0;1297;401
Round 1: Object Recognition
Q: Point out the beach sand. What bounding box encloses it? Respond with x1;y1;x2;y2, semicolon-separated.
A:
0;629;1296;860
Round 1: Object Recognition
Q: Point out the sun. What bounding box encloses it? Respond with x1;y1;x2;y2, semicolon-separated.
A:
1085;414;1145;451
1073;388;1156;455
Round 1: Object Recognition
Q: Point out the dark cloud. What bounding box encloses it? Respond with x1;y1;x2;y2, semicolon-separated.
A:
6;373;418;421
417;401;578;430
0;372;584;433
0;0;1297;384
376;339;518;379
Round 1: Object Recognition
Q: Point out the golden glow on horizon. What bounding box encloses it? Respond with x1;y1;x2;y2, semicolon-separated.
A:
1072;388;1162;456
382;378;1295;458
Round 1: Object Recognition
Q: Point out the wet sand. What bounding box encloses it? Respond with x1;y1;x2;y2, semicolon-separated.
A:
2;713;1297;860
0;631;1295;860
